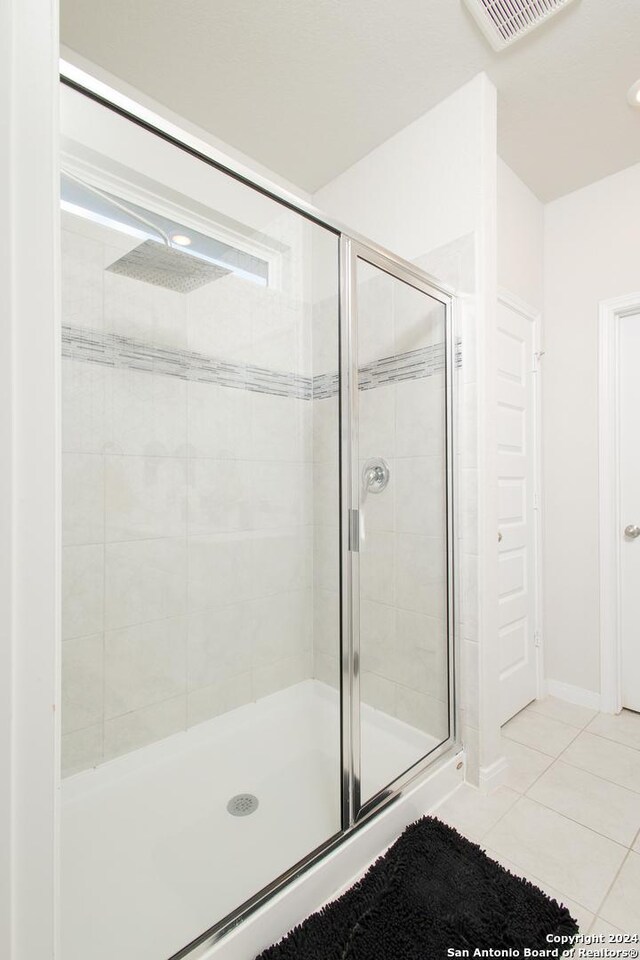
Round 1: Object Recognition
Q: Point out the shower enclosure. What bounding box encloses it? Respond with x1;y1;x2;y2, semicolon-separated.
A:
59;71;456;960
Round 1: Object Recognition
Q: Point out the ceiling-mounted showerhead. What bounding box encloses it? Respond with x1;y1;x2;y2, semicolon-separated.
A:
62;168;269;290
106;239;231;293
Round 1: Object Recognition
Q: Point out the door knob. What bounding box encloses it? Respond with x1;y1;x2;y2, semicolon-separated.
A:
624;524;640;539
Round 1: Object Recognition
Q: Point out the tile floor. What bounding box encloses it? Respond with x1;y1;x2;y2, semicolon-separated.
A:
433;698;640;934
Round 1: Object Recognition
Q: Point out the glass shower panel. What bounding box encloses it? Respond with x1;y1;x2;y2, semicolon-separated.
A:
354;256;450;807
60;84;341;960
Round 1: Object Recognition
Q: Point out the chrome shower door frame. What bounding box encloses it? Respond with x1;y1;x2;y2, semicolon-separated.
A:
59;63;459;960
339;237;457;825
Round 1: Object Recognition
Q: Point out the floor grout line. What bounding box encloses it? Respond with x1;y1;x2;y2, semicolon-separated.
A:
556;744;640;797
468;786;522;846
515;750;557;795
526;704;597;731
502;711;640;845
580;727;640;755
521;780;636;850
487;710;640;922
436;775;631;927
481;844;597;924
502;717;584;762
501;735;559;760
449;705;640;932
588;846;634;927
536;753;640;800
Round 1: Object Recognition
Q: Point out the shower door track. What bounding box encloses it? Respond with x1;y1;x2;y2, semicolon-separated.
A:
59;61;460;960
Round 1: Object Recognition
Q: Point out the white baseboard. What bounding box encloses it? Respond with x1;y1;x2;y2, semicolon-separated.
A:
478;755;508;793
545;679;601;711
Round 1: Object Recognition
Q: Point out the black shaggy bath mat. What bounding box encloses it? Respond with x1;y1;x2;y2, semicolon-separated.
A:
256;817;578;960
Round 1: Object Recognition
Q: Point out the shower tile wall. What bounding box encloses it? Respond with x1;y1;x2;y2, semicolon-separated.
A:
61;211;454;774
311;294;341;690
312;270;449;740
359;271;448;739
61;214;318;775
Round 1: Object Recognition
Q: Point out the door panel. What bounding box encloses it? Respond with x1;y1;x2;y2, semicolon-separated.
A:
619;313;640;712
59;84;344;960
497;299;538;724
349;248;452;812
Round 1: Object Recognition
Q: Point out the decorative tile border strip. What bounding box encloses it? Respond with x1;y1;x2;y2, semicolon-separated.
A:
62;325;460;401
312;371;339;400
62;325;312;400
359;343;445;391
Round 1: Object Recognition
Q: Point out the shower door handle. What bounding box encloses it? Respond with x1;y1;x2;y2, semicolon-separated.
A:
349;509;360;552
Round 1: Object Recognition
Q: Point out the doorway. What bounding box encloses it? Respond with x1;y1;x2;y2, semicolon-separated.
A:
600;295;640;715
496;293;542;724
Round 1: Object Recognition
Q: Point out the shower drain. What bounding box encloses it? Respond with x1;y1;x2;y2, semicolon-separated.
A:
227;794;259;817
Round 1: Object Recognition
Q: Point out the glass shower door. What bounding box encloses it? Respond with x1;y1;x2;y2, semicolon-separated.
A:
344;242;453;816
59;79;344;960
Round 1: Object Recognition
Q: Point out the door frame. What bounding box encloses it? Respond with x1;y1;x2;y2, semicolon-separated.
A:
598;292;640;714
496;290;544;714
341;237;458;823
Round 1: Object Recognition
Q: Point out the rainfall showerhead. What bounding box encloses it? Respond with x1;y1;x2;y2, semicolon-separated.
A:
106;239;231;293
61;168;269;290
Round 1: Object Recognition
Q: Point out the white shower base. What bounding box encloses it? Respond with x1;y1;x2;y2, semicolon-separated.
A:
61;680;441;960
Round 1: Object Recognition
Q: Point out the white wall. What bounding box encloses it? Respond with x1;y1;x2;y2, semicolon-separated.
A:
497;159;544;312
0;0;12;947
1;1;60;958
316;79;492;264
315;74;500;787
0;6;11;953
543;161;640;697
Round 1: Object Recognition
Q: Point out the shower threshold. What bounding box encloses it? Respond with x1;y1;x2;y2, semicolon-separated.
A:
61;679;441;960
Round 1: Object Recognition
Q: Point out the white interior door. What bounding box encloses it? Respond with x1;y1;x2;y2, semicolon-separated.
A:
497;297;539;724
619;313;640;713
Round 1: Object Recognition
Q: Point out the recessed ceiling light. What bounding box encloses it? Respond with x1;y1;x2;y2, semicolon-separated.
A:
171;234;192;246
627;80;640;107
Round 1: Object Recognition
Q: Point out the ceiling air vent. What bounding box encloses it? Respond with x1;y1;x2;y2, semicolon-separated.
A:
463;0;577;51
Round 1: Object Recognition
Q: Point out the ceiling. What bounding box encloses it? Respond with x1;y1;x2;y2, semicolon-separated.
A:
60;0;640;201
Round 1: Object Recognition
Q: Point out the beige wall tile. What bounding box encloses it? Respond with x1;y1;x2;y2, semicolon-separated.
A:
105;538;187;630
62;724;103;778
62;635;104;734
62;453;104;545
105;455;187;541
62;544;104;640
187;673;253;727
105;617;187;718
103;696;187;761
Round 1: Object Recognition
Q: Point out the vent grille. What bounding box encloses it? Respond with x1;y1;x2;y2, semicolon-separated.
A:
464;0;577;51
